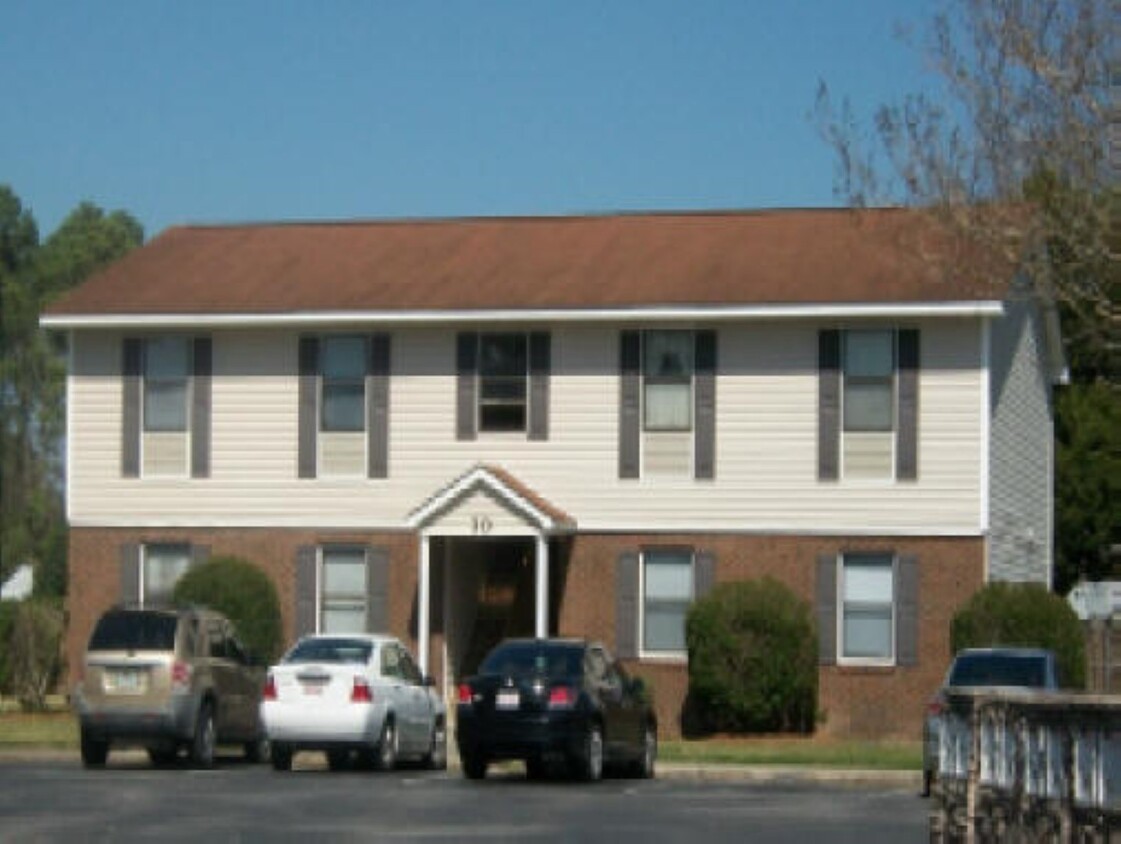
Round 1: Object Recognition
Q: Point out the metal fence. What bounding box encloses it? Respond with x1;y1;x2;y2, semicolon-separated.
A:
931;688;1121;842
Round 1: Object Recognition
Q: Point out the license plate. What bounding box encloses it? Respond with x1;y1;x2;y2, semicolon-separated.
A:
496;690;520;710
300;683;323;696
107;669;145;694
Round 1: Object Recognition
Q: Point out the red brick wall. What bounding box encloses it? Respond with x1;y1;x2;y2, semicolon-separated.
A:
68;528;983;740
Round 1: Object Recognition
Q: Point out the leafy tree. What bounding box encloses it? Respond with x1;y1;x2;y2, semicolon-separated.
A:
0;187;143;595
1055;381;1121;591
172;556;283;662
685;579;817;734
951;582;1086;688
817;0;1117;368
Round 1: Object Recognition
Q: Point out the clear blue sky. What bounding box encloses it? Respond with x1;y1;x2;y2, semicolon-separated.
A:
2;1;933;240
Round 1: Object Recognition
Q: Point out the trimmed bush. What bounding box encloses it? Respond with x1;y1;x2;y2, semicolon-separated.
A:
685;578;817;734
172;556;282;662
7;598;65;711
951;582;1086;689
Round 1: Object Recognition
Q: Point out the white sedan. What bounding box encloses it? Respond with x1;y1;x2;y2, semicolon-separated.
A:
261;634;446;772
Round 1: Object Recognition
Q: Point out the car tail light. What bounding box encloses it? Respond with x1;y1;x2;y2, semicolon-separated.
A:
548;685;576;709
351;677;374;703
263;674;277;701
171;660;192;690
457;683;474;706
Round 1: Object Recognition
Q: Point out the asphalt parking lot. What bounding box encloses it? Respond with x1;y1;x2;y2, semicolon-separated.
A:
0;751;929;842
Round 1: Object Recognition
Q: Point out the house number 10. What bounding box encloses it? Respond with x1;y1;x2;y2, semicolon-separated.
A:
471;516;493;535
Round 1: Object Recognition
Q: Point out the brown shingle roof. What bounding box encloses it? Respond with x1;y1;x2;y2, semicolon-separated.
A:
43;208;1007;318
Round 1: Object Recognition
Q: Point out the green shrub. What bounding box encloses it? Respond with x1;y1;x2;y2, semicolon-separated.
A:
7;598;65;711
0;601;19;696
951;582;1086;688
172;556;282;662
685;578;817;734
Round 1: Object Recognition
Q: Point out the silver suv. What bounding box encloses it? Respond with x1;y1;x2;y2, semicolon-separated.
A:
74;606;267;768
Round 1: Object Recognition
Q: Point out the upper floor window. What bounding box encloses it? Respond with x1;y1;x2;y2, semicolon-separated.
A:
643;330;694;432
143;337;190;432
479;333;528;432
843;330;895;434
320;336;366;432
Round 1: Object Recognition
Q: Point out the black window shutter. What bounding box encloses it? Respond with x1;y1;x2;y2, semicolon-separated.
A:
368;334;391;478
615;552;639;659
122;339;142;478
693;550;716;600
694;330;717;479
295;546;317;637
818;330;840;481
618;331;641;479
896;330;919;481
366;547;390;633
120;543;141;604
528;332;551;441
191;337;212;478
896;554;919;667
456;332;478;441
816;553;837;666
298;337;318;479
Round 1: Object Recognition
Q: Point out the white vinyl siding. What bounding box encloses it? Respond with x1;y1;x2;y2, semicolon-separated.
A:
66;320;984;534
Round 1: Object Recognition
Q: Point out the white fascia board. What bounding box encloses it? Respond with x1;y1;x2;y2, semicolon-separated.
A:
40;301;1005;330
406;466;564;533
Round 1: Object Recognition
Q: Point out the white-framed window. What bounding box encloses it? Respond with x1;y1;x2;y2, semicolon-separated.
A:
643;330;694;432
320;546;368;633
143;337;190;433
641;548;693;655
320;336;367;433
478;333;528;432
839;553;895;664
141;543;191;607
842;329;895;434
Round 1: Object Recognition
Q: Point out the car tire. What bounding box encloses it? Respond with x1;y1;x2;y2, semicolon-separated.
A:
80;730;108;768
244;735;269;764
461;752;487;780
423;720;447;771
575;724;604;783
632;723;656;779
190;703;216;769
271;743;293;771
374;719;398;772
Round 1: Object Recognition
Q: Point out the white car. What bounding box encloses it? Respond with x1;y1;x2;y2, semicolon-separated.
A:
261;634;446;772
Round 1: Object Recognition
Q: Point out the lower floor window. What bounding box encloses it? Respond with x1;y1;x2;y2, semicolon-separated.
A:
142;544;190;606
321;547;368;633
642;549;693;653
841;553;895;661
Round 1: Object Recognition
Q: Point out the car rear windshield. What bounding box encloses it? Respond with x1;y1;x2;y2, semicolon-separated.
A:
284;638;373;665
88;612;178;652
948;654;1050;687
479;642;583;679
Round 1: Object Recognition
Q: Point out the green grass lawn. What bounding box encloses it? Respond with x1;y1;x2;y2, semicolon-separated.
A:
0;708;921;769
659;737;922;770
0;711;78;748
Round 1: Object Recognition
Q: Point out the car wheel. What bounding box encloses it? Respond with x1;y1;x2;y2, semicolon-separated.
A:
80;730;108;768
271;743;293;772
375;719;398;771
190;703;216;769
633;723;656;779
244;735;269;764
461;752;487;780
574;724;603;782
423;720;447;771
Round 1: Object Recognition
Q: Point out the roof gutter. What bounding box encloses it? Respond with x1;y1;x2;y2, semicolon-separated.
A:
41;301;1004;329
